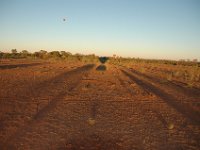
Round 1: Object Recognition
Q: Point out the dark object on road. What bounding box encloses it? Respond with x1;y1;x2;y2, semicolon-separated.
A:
99;57;109;64
96;65;106;71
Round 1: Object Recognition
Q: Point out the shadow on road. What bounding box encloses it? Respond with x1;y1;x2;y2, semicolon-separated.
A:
0;63;42;70
59;134;131;150
2;64;95;149
96;65;106;71
129;68;200;97
121;69;200;125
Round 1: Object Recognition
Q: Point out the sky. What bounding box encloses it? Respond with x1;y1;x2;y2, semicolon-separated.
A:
0;0;200;60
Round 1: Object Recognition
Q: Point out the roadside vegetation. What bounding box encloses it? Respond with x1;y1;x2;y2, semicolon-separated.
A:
1;49;200;88
0;49;99;64
110;56;200;88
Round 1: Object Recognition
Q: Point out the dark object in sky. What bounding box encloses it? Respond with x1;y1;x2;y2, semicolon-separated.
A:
63;18;66;21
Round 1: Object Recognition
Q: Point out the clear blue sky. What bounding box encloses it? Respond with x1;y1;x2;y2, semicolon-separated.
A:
0;0;200;60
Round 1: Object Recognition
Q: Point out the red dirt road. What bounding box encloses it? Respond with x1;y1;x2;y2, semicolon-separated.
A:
0;60;199;150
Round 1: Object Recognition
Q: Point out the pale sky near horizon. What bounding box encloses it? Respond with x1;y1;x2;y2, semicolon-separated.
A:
0;0;200;60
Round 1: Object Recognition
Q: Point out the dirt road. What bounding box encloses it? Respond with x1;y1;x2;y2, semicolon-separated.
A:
0;62;199;150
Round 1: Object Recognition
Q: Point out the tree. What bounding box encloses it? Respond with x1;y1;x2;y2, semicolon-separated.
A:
0;51;3;63
21;50;28;54
74;53;83;61
49;51;61;58
40;50;47;54
0;51;3;58
60;51;73;60
20;50;29;58
2;53;11;59
11;49;17;54
33;52;40;58
39;50;48;59
10;49;19;58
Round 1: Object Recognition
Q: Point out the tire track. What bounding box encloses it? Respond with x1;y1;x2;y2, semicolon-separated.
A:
129;68;200;98
1;64;95;149
116;67;200;149
121;68;200;126
0;62;43;70
115;68;170;127
128;68;200;119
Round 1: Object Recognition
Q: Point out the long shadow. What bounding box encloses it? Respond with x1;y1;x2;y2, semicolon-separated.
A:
59;134;144;150
33;65;95;120
28;64;95;120
129;68;200;97
31;64;95;95
121;69;200;125
0;64;95;111
0;63;43;69
96;65;106;71
1;64;95;149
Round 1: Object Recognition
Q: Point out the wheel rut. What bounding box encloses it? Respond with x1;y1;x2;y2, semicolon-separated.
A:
1;64;200;150
121;68;200;125
2;64;95;149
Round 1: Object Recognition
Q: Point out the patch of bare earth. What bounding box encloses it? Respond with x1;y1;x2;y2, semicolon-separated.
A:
0;60;199;150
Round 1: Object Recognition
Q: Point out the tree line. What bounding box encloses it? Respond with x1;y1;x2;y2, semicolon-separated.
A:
0;49;99;63
0;49;199;66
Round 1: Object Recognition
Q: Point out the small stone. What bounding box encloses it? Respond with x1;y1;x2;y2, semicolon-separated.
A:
168;123;174;130
88;118;96;125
